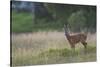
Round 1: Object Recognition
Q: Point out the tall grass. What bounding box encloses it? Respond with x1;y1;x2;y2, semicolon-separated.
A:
12;31;96;66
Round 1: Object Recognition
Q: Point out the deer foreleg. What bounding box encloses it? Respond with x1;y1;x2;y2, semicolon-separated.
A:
70;44;75;55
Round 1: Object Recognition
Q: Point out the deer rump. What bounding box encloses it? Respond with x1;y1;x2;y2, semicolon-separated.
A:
65;33;87;48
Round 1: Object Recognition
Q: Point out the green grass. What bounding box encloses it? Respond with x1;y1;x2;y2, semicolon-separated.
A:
12;46;96;66
12;32;96;66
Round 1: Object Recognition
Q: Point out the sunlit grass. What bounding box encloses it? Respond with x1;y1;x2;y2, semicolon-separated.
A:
12;31;96;66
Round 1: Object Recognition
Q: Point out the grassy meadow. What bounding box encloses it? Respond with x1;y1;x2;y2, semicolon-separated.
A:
11;3;96;66
12;31;96;66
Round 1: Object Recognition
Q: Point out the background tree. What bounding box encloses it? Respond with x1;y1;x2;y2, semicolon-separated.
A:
11;1;96;33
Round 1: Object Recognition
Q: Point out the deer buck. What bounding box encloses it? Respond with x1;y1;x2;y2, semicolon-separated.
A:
64;24;87;51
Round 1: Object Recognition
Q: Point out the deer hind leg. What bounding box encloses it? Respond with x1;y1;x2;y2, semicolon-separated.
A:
81;42;87;53
81;42;87;49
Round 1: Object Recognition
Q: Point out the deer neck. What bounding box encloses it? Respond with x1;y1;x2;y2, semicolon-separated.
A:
64;28;70;37
65;33;70;38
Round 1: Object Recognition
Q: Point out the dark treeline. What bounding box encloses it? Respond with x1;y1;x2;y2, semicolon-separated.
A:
11;1;96;33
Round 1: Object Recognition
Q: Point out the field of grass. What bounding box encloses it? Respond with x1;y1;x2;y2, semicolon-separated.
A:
12;31;96;66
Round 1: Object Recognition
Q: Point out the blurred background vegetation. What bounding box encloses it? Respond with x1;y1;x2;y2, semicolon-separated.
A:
11;1;96;33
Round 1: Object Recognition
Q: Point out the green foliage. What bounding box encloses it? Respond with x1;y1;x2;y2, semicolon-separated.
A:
12;11;34;32
68;10;86;32
84;6;96;32
12;11;65;32
11;3;96;33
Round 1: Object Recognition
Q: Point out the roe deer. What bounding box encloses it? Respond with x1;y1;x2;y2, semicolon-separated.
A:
64;24;87;51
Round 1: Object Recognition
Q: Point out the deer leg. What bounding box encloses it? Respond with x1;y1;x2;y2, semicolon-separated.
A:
71;45;75;55
81;42;87;53
71;44;75;50
82;42;87;49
